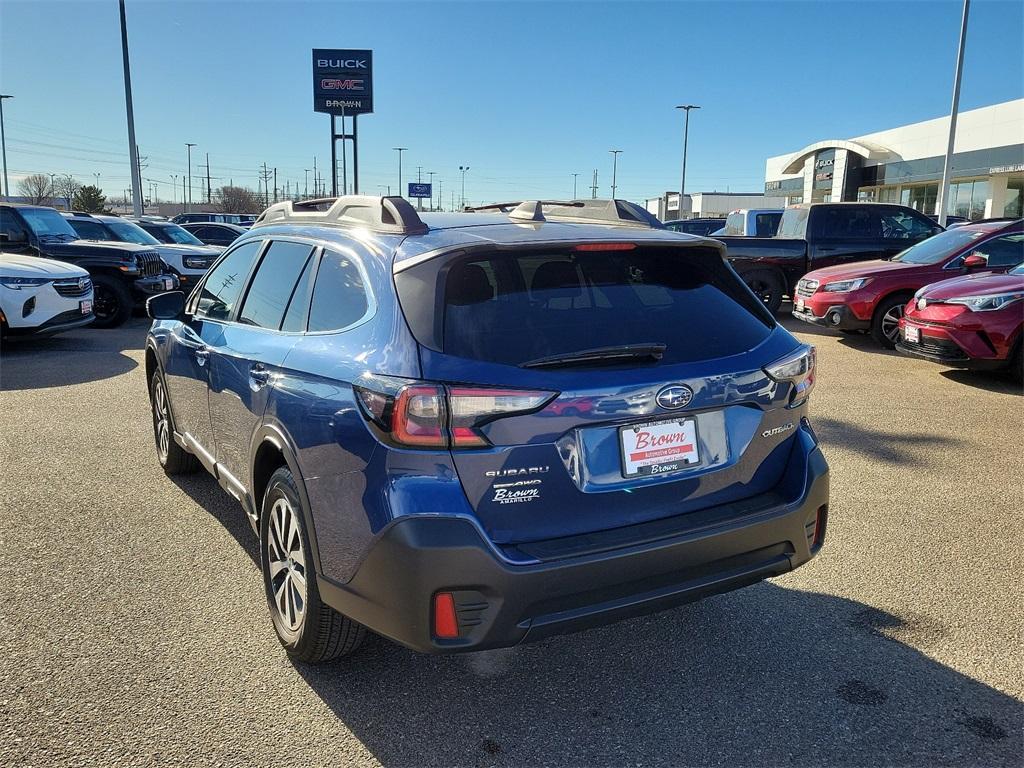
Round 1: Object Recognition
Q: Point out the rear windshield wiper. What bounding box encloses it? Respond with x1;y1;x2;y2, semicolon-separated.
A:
520;343;666;370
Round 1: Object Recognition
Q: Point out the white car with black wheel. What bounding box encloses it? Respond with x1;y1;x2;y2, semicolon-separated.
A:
0;252;94;338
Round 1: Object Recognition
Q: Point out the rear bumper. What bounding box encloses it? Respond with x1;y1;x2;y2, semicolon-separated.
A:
318;443;830;654
791;302;869;331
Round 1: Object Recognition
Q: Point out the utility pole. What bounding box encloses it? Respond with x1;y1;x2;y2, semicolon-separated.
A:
572;172;579;200
136;149;148;213
393;148;407;198
437;179;442;212
591;169;598;199
205;152;211;203
185;142;196;213
609;150;622;198
304;169;310;199
937;0;970;226
675;104;700;221
313;157;318;197
259;163;273;208
0;94;11;201
273;167;278;203
415;166;423;211
427;171;436;210
118;0;142;216
459;165;470;208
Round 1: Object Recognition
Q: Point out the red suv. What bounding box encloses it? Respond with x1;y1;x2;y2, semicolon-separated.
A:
897;263;1024;380
791;220;1024;347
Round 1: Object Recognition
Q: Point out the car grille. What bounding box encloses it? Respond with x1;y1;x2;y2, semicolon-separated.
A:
53;277;92;298
901;335;969;361
137;250;162;277
796;278;819;299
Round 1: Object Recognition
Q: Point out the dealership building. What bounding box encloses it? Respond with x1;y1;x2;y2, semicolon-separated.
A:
763;99;1023;220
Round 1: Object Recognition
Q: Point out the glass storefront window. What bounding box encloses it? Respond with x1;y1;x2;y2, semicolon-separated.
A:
946;180;989;221
1004;179;1023;218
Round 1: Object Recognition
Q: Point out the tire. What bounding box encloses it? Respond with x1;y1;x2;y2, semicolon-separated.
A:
741;269;785;314
870;294;912;348
260;466;365;663
91;274;133;328
149;371;199;474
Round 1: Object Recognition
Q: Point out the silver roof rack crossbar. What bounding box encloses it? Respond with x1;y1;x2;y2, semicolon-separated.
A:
253;195;428;235
492;199;662;229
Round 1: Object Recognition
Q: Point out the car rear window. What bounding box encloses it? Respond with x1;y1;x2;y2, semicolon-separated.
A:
396;245;774;367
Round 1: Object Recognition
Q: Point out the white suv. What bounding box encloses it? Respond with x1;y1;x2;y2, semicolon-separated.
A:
0;252;94;338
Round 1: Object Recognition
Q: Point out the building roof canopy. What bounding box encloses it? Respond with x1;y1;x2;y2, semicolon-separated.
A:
781;139;900;174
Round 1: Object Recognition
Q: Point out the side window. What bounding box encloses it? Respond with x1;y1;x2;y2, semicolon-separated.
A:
69;220;110;240
280;253;318;332
972;234;1024;268
881;209;934;240
819;208;881;239
0;209;28;240
194;240;262;321
307;250;369;332
237;241;315;329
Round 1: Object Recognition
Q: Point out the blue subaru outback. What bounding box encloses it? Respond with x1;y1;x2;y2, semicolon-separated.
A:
145;196;829;663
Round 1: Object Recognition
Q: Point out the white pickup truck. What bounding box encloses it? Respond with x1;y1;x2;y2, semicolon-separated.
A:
711;209;784;238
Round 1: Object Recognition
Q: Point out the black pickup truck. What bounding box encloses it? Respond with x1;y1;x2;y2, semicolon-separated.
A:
0;203;176;328
717;202;942;312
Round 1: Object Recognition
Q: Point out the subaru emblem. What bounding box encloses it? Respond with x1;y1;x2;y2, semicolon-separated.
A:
656;384;693;410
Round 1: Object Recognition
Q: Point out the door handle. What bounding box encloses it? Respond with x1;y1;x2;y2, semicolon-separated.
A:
249;363;271;390
817;247;838;252
194;348;209;366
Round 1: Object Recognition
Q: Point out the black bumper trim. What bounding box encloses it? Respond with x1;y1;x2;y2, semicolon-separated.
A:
317;447;830;654
791;304;869;331
895;341;1005;370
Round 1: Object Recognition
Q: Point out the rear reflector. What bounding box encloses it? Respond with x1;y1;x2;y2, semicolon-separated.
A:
572;242;637;251
433;592;459;639
813;505;828;548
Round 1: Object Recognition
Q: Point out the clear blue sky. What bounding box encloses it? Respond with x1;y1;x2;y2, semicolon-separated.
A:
1;0;1022;206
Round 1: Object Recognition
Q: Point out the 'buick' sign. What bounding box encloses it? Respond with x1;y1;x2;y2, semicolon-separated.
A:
313;48;373;115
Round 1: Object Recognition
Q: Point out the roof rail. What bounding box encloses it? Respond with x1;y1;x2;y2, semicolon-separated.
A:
481;199;662;229
253;195;428;235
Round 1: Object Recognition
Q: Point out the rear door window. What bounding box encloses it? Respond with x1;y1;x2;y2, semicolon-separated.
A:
69;219;110;240
237;240;315;329
400;245;773;367
817;207;882;240
880;209;935;240
307;249;369;332
972;234;1024;268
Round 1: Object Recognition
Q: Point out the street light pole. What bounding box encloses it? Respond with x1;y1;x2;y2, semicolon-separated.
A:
459;165;470;209
170;174;178;204
937;0;970;227
428;171;436;210
185;143;196;213
118;0;143;216
393;148;407;197
675;104;700;221
572;172;579;200
609;151;622;198
0;94;10;202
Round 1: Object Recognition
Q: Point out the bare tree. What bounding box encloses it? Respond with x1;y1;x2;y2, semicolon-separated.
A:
217;185;262;214
17;174;52;204
53;174;81;211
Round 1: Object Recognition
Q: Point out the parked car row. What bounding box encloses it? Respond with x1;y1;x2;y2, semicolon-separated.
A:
787;218;1023;379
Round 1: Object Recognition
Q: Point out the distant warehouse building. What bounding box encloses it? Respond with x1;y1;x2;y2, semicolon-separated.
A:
763;98;1023;220
644;191;786;221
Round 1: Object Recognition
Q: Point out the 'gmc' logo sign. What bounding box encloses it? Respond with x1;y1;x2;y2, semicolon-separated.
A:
321;78;364;90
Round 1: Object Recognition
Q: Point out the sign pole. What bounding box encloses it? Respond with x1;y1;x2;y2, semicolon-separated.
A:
340;102;347;196
330;114;338;197
352;115;359;194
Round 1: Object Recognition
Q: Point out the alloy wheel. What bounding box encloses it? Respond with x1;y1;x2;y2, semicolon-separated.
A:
267;497;307;632
881;304;904;343
152;378;170;462
93;285;117;320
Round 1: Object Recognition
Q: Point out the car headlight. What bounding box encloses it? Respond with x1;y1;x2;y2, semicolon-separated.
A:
0;276;52;290
183;256;212;270
944;292;1024;312
913;285;928;299
822;278;870;293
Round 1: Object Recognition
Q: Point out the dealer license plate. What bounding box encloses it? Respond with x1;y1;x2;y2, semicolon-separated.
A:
904;325;920;343
795;297;805;312
80;300;92;315
163;277;174;290
619;418;701;478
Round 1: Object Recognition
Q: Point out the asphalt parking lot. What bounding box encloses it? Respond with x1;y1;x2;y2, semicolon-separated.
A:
1;314;1021;768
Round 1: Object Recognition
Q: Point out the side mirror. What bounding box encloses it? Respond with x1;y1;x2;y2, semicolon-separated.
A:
147;291;186;320
963;253;987;270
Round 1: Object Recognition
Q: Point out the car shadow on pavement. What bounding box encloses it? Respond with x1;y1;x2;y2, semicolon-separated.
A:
170;472;260;566
292;583;1021;767
0;321;146;390
814;416;964;466
940;368;1023;396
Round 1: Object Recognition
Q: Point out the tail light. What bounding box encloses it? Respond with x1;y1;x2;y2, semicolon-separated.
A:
765;345;816;407
355;378;555;449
